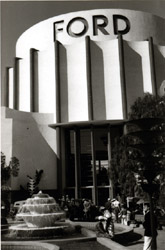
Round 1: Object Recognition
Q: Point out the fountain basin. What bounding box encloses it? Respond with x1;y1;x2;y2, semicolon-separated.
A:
1;241;59;250
18;212;65;228
8;223;69;239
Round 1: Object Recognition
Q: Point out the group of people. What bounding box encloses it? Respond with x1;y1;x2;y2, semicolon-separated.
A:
59;195;160;248
105;197;131;225
58;195;130;238
59;196;100;221
95;197;130;239
104;198;159;250
58;195;122;239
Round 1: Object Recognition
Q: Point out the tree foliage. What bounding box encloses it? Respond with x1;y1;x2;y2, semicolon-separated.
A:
1;152;20;215
128;94;165;202
110;136;143;200
110;93;165;202
1;152;20;189
128;93;165;119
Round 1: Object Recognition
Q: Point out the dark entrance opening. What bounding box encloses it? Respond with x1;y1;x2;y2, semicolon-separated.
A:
64;124;123;205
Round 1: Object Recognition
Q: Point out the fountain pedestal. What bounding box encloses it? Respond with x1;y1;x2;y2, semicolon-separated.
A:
16;191;65;228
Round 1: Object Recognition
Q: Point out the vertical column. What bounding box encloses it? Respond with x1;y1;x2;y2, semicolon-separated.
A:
55;41;61;123
54;41;62;196
74;128;81;199
107;125;114;199
4;67;10;107
13;58;21;110
148;37;157;96
85;36;94;121
118;35;128;120
30;48;39;112
91;126;97;205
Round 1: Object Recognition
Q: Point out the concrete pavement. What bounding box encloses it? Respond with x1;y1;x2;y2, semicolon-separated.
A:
115;225;165;250
67;220;165;250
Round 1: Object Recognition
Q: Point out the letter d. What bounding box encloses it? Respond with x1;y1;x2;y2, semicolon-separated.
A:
113;15;130;35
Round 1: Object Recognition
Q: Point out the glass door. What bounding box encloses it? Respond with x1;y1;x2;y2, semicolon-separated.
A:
80;129;93;200
65;126;123;205
65;130;75;198
94;128;110;205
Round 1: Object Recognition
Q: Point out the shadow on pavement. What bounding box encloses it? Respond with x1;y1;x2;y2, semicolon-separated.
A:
114;231;143;246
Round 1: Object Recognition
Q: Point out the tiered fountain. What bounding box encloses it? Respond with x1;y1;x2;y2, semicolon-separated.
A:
7;191;74;239
16;191;65;228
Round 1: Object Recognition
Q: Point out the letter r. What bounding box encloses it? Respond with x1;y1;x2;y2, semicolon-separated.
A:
93;15;109;36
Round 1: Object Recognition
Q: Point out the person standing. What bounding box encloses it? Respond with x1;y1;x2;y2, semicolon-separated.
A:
143;203;158;250
105;198;112;212
120;204;127;225
111;198;120;223
83;199;91;221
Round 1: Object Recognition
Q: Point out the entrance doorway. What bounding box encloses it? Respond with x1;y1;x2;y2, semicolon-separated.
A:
64;125;123;205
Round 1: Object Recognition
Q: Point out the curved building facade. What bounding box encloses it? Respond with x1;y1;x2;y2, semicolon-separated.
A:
2;9;165;204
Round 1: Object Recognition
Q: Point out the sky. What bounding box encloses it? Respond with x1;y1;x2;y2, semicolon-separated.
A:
1;0;165;103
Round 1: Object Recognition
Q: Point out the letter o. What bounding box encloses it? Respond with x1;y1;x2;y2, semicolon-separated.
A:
67;17;88;37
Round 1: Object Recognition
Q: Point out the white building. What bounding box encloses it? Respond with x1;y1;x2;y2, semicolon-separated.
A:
1;9;165;204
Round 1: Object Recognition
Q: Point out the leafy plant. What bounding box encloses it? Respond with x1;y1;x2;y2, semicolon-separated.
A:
27;169;44;196
1;152;20;189
1;152;20;215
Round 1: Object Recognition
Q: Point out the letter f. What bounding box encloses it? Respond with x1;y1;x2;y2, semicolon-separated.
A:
54;20;64;41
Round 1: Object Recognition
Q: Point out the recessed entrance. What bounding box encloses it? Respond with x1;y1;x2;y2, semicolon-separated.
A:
64;125;123;205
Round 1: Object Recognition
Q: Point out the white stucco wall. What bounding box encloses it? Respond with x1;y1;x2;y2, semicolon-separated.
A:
154;45;165;91
16;9;165;50
66;41;88;121
8;9;164;120
99;40;123;119
19;58;30;111
38;43;56;114
1;107;57;190
1;117;13;164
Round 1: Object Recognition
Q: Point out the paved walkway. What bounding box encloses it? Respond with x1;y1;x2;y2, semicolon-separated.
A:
115;226;165;250
56;240;111;250
48;226;165;250
66;221;165;250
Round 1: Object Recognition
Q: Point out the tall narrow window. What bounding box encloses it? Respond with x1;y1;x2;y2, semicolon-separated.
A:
80;129;93;187
66;130;75;188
